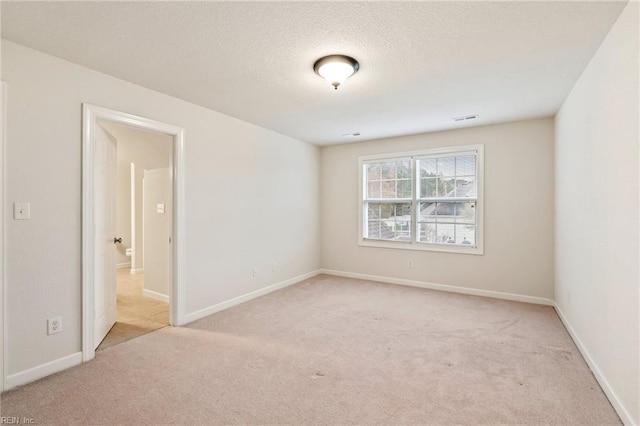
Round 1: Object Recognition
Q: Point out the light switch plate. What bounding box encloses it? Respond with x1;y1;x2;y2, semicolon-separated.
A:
157;203;165;214
14;202;30;220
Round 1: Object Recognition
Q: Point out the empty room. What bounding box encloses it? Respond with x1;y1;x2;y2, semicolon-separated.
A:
0;1;638;425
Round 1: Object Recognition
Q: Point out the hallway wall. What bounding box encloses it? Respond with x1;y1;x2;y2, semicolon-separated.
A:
143;168;172;299
102;122;173;269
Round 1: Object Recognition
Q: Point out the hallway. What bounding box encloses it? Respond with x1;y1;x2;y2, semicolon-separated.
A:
97;269;169;351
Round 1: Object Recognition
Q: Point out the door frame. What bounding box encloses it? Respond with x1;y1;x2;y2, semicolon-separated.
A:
1;82;6;391
81;104;186;362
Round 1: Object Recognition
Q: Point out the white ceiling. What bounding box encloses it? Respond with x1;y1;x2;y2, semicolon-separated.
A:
1;1;627;145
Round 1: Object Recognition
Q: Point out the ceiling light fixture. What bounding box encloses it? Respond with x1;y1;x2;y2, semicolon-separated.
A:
313;55;360;90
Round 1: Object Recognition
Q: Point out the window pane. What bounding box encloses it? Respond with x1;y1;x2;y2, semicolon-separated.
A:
418;222;436;243
367;220;381;239
391;221;411;241
455;224;475;246
395;202;411;217
397;161;412;179
366;203;382;240
380;203;394;218
420;177;458;198
437;157;455;177
381;180;396;198
418;153;477;201
455;177;476;198
381;162;397;179
417;201;476;246
438;177;456;197
419;202;437;222
435;201;456;216
437;223;455;244
397;179;412;198
366;163;381;181
366;159;412;200
420;178;437;198
420;158;437;177
420;202;475;223
455;202;476;224
367;203;381;218
456;155;475;176
367;181;381;199
365;202;411;241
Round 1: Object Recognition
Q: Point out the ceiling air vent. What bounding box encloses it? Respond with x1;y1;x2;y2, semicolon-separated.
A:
453;114;479;122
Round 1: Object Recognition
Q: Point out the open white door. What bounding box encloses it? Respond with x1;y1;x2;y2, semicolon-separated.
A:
93;124;118;349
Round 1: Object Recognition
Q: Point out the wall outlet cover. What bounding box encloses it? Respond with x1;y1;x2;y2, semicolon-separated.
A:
47;316;62;335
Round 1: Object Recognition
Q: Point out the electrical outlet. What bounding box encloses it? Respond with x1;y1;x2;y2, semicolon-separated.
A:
253;267;258;277
47;316;62;335
272;263;277;273
407;259;413;268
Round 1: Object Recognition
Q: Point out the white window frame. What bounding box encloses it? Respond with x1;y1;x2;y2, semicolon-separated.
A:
358;144;484;255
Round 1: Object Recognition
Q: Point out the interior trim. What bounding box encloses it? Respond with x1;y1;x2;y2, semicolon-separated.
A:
5;352;82;391
554;303;632;425
81;104;187;363
320;269;554;306
183;270;322;324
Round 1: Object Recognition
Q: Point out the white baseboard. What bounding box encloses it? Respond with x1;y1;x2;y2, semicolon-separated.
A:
130;268;144;275
5;352;82;391
116;262;131;269
554;303;634;425
183;270;321;324
143;288;169;303
319;269;555;306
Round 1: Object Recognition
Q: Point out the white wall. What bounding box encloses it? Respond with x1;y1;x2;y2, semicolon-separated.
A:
3;40;320;377
143;168;171;298
115;156;131;266
555;2;639;424
321;119;555;299
104;121;173;169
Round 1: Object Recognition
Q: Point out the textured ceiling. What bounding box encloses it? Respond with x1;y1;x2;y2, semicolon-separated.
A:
1;1;627;145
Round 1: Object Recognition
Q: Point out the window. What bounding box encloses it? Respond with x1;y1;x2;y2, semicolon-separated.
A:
359;145;483;254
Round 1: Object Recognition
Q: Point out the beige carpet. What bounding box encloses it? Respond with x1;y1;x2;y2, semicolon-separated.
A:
1;274;620;425
97;269;169;351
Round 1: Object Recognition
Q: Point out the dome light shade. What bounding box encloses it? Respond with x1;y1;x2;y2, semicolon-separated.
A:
313;55;359;90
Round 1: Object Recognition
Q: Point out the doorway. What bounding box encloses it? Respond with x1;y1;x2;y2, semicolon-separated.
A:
95;121;173;351
81;105;185;363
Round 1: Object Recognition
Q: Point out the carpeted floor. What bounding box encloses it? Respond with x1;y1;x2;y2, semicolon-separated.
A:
97;269;169;351
1;274;620;425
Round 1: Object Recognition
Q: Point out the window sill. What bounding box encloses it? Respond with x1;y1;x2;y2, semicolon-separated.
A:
359;239;484;255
